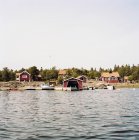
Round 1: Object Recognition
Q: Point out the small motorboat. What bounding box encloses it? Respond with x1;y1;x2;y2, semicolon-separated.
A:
41;84;54;90
63;87;79;91
88;87;95;90
107;85;115;90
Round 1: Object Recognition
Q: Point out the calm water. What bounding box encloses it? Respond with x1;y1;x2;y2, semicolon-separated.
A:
0;89;139;140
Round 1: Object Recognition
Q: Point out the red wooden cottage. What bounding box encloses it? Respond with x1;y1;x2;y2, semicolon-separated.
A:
100;72;120;83
77;75;88;83
16;71;31;82
63;77;83;90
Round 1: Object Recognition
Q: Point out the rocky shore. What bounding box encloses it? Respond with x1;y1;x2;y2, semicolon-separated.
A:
0;81;139;91
0;81;44;91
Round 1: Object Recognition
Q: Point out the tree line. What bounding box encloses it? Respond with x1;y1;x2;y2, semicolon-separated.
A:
0;65;139;82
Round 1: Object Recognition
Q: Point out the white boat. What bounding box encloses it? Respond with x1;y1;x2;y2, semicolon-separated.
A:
41;84;54;90
107;85;115;90
63;87;78;91
88;87;95;90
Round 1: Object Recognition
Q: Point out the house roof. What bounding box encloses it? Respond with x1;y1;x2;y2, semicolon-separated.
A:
58;69;67;75
77;75;88;79
21;70;30;75
64;77;83;82
16;70;30;76
101;72;120;77
16;73;21;76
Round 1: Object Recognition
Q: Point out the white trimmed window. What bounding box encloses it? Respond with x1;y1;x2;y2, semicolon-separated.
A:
22;75;28;78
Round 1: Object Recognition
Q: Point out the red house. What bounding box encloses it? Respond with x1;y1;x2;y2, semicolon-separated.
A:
16;71;31;82
63;77;83;90
100;72;120;83
77;75;88;83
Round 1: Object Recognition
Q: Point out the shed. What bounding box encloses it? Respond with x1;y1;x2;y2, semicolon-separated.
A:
77;75;88;83
63;77;83;90
49;80;57;86
16;71;31;82
124;76;129;83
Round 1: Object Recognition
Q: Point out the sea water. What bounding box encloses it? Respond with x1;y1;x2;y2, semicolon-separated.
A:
0;89;139;140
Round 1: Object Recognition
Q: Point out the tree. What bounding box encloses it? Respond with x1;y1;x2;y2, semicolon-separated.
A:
57;76;63;85
128;75;133;82
124;65;131;76
45;67;58;81
99;67;104;73
94;71;100;78
18;68;25;73
132;69;139;81
118;65;125;78
40;69;47;81
2;67;10;81
88;71;95;79
28;66;39;81
9;70;16;81
0;71;2;81
113;65;119;72
66;69;72;78
81;68;88;76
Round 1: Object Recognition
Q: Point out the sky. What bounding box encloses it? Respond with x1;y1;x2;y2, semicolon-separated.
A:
0;0;139;70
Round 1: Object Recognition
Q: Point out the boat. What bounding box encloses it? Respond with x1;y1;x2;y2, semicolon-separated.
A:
83;86;94;90
88;87;95;90
63;87;78;91
107;85;115;90
83;87;89;90
41;84;54;90
24;86;36;90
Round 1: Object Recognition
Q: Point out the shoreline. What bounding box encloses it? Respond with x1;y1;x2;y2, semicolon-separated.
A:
0;81;139;91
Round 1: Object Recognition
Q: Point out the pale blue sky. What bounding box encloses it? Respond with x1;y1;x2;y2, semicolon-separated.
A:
0;0;139;70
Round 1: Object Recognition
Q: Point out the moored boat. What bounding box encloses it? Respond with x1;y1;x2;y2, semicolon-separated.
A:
24;86;36;90
63;87;78;91
41;84;54;90
107;85;115;90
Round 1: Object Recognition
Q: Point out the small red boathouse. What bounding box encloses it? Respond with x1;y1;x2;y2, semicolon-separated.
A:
77;75;88;83
63;77;83;90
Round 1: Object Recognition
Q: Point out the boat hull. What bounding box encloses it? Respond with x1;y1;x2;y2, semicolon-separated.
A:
41;84;54;90
42;87;54;90
107;85;115;90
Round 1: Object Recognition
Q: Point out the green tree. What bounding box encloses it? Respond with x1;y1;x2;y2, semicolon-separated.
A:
118;65;125;78
124;65;131;76
99;67;104;73
45;67;58;81
9;70;16;81
19;68;25;72
132;69;139;81
40;69;47;81
2;67;10;81
0;71;2;81
81;68;88;76
57;76;63;85
28;66;39;81
113;65;119;72
88;71;95;79
66;69;72;78
128;75;133;82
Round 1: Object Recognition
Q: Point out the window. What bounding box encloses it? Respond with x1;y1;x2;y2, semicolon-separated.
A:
22;75;27;78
